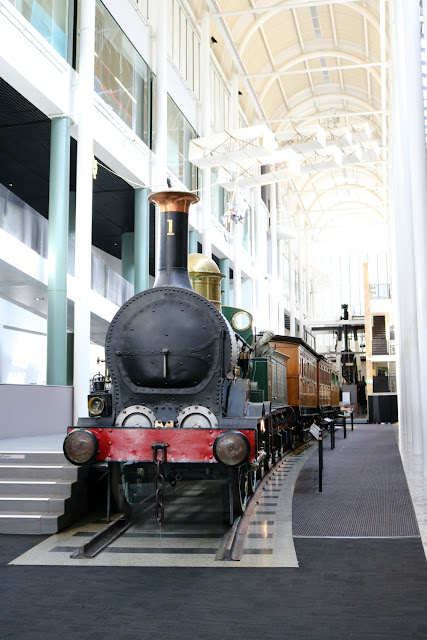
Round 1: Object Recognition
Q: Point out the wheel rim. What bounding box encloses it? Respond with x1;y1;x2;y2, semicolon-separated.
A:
231;467;249;519
248;468;257;495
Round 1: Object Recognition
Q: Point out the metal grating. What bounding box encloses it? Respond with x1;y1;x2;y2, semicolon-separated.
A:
293;424;420;537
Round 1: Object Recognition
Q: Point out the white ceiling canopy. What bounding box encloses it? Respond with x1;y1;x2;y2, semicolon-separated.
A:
188;0;389;232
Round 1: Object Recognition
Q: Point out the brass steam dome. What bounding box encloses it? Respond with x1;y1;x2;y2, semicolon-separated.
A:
188;254;225;310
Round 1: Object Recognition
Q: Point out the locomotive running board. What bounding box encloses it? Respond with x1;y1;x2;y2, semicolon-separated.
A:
70;514;132;559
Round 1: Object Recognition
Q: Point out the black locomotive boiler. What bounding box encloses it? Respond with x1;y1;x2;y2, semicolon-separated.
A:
63;190;293;522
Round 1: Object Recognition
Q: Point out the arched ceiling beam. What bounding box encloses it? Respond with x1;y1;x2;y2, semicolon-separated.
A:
237;3;380;58
259;51;381;104
316;210;385;233
305;185;385;211
271;92;381;124
292;166;384;195
309;202;385;228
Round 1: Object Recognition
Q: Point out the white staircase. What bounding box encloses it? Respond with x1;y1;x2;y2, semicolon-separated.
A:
0;450;86;534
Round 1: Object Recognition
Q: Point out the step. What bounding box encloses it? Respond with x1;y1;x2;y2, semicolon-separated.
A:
0;480;71;497
0;512;64;535
0;496;66;513
0;451;68;465
0;464;78;481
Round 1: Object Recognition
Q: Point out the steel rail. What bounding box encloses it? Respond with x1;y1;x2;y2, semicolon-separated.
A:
217;440;313;561
70;481;188;559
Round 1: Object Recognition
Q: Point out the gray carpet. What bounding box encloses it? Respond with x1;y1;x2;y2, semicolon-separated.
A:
0;535;426;639
292;424;420;537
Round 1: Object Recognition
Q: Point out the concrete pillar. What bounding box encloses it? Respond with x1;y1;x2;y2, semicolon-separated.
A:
122;232;134;286
134;188;150;294
73;0;95;420
189;229;198;255
289;240;295;336
47;116;70;386
200;3;212;258
219;257;230;306
390;0;423;458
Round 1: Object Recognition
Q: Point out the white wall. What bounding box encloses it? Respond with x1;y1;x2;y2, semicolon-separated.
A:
0;384;73;439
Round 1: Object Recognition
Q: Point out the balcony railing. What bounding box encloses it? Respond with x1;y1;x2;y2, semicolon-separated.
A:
0;184;133;308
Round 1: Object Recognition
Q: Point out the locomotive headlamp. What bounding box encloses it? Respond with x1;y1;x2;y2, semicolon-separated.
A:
63;429;98;465
213;431;251;467
88;396;105;416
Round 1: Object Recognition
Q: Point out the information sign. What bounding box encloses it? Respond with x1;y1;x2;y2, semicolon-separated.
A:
309;423;322;440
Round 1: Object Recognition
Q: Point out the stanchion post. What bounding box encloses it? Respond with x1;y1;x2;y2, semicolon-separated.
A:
331;420;335;450
343;415;347;439
318;437;323;492
351;412;354;431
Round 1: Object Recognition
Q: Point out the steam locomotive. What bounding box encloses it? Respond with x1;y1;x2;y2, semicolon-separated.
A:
63;190;294;522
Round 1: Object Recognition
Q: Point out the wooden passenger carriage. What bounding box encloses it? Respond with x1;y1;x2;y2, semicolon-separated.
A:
269;336;339;424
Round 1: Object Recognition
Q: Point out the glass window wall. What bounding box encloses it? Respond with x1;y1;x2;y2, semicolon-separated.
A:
167;96;197;190
167;0;200;98
77;1;152;147
8;0;72;60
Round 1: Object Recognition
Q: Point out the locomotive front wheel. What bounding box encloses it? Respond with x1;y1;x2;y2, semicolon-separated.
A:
111;462;132;516
231;467;249;519
248;468;257;496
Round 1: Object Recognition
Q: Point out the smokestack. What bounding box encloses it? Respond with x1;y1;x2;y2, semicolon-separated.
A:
148;191;199;289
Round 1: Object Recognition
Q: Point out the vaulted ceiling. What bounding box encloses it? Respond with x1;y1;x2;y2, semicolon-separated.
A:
191;0;389;237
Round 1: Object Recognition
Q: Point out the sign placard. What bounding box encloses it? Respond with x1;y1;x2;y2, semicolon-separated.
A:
309;423;322;440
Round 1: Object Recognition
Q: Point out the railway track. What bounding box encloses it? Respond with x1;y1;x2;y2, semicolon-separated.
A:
71;440;314;561
216;441;313;561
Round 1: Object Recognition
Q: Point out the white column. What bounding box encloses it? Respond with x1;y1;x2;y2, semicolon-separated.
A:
254;186;269;329
270;182;279;332
278;238;285;333
155;0;168;183
288;240;295;336
297;212;304;338
390;0;424;458
73;0;95;421
200;3;212;257
155;0;168;274
305;226;311;321
229;70;242;306
400;0;427;471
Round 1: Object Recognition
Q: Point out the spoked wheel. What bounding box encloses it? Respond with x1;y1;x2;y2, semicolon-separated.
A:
256;457;265;482
248;467;257;496
111;462;132;516
289;428;297;451
230;466;249;520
